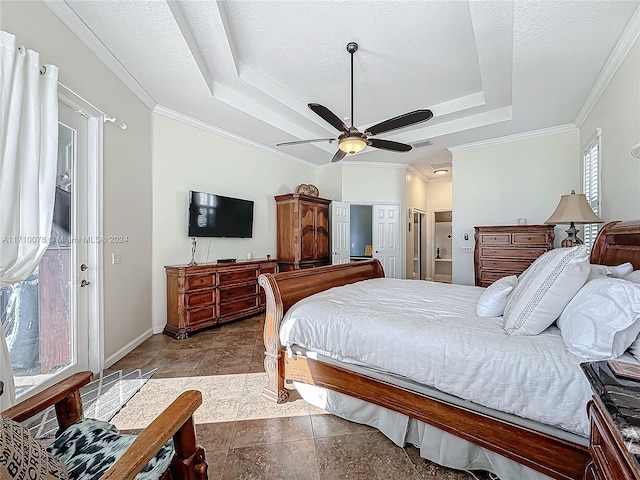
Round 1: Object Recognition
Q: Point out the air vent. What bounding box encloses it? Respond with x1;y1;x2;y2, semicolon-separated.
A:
428;161;452;170
413;139;433;148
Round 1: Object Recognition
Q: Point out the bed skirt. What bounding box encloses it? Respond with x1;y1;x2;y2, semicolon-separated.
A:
295;381;555;480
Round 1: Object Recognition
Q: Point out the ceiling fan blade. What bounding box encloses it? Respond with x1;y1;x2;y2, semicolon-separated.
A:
331;150;347;163
309;103;349;133
365;109;433;136
368;138;412;152
276;138;336;146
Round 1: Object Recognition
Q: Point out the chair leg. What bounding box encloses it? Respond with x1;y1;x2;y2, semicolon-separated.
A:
54;388;83;435
169;415;208;480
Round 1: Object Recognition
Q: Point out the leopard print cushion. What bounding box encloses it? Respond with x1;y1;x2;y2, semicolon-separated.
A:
0;415;69;480
48;418;174;480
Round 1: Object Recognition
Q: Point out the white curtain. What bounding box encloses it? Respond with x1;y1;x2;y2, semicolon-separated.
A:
0;31;59;410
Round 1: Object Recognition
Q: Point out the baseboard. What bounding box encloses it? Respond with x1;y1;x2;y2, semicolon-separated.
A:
104;328;154;369
152;324;165;335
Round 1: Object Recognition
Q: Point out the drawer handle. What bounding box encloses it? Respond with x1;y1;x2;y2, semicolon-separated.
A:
200;313;205;318
200;297;204;301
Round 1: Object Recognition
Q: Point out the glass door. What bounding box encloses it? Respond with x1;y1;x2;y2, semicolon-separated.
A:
0;102;90;396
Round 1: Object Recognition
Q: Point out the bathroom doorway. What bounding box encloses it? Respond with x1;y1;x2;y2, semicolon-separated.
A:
432;210;452;283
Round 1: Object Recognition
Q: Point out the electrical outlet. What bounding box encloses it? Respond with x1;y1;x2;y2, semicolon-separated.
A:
460;246;473;253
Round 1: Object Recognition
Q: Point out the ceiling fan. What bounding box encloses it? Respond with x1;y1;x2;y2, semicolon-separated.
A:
276;42;433;163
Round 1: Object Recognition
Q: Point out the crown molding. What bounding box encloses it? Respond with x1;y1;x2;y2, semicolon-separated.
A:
406;165;429;183
575;5;640;127
153;105;318;168
448;124;577;152
44;0;157;110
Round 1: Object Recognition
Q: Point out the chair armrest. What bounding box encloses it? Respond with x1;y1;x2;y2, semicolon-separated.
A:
2;371;93;423
101;390;203;480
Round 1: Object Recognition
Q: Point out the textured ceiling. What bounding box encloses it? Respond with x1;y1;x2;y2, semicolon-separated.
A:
49;0;640;179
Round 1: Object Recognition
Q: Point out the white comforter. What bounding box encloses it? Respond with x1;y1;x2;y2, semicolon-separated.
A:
279;278;593;437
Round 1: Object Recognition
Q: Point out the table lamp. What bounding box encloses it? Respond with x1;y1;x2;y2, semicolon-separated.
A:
545;190;603;247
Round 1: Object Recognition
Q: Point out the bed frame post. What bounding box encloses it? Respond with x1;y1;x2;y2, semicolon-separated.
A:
258;273;289;403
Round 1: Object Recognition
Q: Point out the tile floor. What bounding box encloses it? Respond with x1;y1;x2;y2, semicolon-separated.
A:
110;314;491;480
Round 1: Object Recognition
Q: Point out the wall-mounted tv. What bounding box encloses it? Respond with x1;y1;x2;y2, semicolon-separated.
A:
188;191;254;238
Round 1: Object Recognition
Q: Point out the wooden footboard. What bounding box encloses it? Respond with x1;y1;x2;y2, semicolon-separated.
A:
257;260;384;402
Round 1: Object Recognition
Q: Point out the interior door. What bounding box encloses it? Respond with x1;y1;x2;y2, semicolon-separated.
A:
373;204;402;278
331;201;350;265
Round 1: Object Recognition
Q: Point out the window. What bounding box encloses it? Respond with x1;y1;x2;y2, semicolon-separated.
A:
582;128;601;249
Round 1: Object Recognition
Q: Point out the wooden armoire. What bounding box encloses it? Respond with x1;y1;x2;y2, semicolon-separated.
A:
274;193;331;271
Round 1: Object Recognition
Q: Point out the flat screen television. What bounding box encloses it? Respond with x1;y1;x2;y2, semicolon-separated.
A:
188;191;254;238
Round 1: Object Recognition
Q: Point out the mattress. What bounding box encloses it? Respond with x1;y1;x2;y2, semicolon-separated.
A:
279;278;605;437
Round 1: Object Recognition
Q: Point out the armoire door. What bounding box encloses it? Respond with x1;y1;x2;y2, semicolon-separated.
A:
314;205;330;261
299;203;316;261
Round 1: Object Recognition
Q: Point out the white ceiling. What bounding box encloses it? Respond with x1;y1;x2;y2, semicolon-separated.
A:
48;0;640;179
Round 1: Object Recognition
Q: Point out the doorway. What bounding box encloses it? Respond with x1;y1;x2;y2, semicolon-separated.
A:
412;210;426;279
432;210;452;283
0;100;100;398
330;202;402;278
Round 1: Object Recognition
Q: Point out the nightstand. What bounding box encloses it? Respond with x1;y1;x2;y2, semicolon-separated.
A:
581;361;640;480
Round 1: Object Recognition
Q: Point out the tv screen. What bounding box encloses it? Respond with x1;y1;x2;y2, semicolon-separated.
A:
188;191;254;238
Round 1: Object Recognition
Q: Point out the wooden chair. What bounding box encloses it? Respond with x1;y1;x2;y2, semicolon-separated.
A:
1;371;208;480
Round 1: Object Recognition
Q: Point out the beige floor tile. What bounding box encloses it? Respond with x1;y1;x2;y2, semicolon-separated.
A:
236;373;311;420
230;416;313;449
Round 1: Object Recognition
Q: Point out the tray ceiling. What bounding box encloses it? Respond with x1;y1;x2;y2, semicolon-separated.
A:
48;0;640;178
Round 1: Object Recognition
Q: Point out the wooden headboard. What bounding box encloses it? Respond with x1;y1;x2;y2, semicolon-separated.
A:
590;220;640;269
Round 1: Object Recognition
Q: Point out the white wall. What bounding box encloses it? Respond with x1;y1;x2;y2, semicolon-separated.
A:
151;113;317;331
340;163;406;203
580;37;640;222
316;164;342;201
451;128;580;285
3;1;154;361
425;178;452;280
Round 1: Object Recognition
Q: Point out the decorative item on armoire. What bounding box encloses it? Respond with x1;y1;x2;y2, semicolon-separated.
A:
294;184;319;197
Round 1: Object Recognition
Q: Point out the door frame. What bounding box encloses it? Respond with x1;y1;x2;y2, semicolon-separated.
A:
412;208;426;280
430;209;453;283
59;90;104;375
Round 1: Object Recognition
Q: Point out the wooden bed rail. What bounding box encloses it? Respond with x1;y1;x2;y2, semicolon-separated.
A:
258;260;384;402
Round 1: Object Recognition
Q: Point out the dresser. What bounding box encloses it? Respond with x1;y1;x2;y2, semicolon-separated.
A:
274;193;331;272
581;361;640;480
474;224;555;287
164;259;278;339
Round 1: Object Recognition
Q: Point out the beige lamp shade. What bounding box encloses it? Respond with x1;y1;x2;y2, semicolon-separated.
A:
545;191;603;225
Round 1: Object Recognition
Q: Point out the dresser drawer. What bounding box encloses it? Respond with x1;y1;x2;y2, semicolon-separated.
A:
479;233;511;245
480;247;547;259
480;271;515;282
512;233;549;245
219;283;258;302
219;297;259;318
186;291;214;308
186;274;215;290
480;259;534;272
186;306;215;325
218;267;258;284
260;265;278;275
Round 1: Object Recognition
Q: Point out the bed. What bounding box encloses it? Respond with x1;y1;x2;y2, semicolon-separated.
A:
257;220;640;480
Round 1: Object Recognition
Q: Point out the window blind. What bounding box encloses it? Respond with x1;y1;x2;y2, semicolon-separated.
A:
583;131;601;249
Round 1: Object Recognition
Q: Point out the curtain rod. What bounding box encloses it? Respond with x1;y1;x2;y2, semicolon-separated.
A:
57;79;127;130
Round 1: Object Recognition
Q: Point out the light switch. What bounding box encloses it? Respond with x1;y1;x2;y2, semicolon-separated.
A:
460;247;473;253
111;252;121;264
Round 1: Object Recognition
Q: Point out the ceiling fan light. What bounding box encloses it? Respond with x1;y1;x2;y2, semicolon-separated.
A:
338;136;367;154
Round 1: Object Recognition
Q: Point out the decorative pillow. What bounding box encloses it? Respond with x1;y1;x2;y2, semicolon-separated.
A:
503;246;589;336
588;262;634;282
48;418;173;480
476;275;517;317
624;270;640;284
0;415;68;480
557;278;640;359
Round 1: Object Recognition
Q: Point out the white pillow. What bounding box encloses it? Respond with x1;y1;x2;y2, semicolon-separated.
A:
557;278;640;359
624;270;640;284
476;275;517;317
503;246;589;336
588;262;634;281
